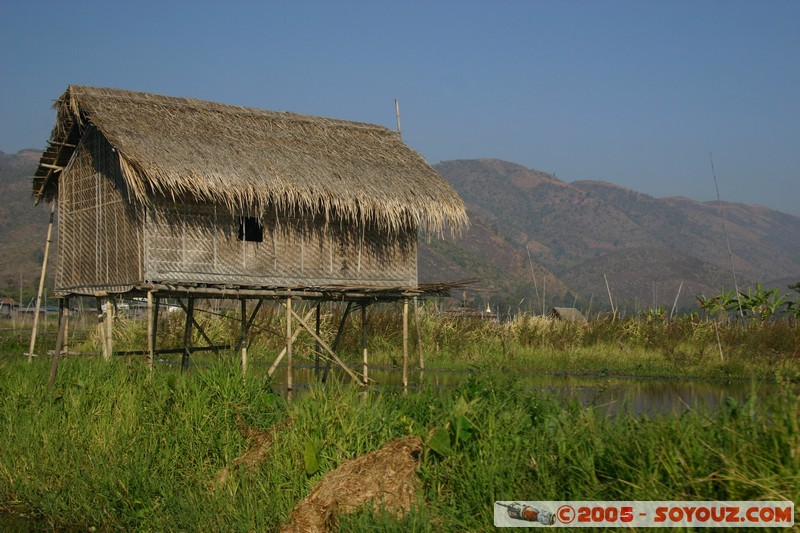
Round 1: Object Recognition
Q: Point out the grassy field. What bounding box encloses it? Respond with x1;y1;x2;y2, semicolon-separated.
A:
0;353;798;531
1;307;797;529
5;302;799;381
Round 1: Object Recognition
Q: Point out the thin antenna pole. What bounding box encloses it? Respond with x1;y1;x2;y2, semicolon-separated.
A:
710;153;744;319
395;98;402;139
542;274;546;316
604;273;616;319
670;281;684;320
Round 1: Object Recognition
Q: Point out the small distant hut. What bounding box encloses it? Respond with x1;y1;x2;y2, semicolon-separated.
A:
0;297;18;318
549;307;588;324
33;86;468;383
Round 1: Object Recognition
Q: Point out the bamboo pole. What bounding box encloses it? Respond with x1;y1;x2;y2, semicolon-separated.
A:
62;301;70;355
240;298;248;377
286;297;293;393
414;297;425;383
710;153;744;320
322;301;353;383
96;298;109;360
361;303;368;384
395;98;402;138
151;296;160;367
314;302;321;377
402;298;409;390
105;297;114;359
604;273;616;319
47;298;69;390
670;281;684;320
48;298;68;390
181;297;194;372
28;202;56;362
146;291;154;369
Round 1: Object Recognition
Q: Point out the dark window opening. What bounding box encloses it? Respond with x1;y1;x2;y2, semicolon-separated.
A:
238;216;263;242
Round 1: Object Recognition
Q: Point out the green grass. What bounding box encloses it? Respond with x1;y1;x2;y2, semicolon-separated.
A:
6;302;797;381
1;356;797;531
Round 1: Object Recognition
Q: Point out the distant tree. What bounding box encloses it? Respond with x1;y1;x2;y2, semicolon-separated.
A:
787;283;800;319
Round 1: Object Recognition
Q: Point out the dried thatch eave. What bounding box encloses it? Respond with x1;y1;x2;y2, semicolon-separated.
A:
33;85;468;235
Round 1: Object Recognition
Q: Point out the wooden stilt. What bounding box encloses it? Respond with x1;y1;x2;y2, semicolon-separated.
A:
146;291;154;369
240;298;248;377
314;302;321;377
105;296;114;358
361;303;368;384
62;301;70;356
234;299;263;352
28;202;56;362
96;298;109;360
286;297;293;393
151;296;160;367
414;297;424;381
322;301;352;383
181;297;194;372
402;298;409;390
48;298;68;390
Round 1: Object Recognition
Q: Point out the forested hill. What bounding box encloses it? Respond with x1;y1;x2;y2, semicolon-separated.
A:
431;159;800;311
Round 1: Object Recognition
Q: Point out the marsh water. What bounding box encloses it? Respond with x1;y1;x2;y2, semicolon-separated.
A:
266;364;756;416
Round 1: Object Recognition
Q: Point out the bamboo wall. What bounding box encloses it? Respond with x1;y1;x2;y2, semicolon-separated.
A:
56;129;144;294
144;203;417;288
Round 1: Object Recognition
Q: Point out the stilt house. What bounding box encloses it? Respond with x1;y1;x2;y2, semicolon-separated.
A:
33;86;468;297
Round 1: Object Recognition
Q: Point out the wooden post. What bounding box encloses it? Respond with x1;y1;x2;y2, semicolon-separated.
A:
146;291;154;369
151;296;160;368
28;201;56;362
48;298;68;390
96;298;109;360
240;298;248;377
181;297;194;372
413;297;424;371
62;301;70;356
322;301;352;383
361;303;368;384
402;298;409;390
314;302;321;378
286;297;293;394
105;297;114;358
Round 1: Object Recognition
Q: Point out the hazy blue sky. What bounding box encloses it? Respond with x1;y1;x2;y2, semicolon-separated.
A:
2;1;798;215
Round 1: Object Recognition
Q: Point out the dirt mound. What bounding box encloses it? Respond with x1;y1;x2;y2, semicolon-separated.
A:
280;435;423;532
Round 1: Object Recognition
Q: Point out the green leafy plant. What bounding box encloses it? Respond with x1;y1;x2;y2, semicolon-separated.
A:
425;395;480;458
303;438;321;476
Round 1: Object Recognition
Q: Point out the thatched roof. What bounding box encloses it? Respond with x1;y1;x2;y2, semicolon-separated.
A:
34;85;467;234
549;307;588;324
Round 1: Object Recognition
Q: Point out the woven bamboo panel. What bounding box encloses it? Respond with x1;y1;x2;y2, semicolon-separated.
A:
144;203;417;287
56;129;143;293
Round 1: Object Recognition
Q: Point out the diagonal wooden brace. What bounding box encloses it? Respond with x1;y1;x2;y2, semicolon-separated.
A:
267;308;316;376
290;308;365;386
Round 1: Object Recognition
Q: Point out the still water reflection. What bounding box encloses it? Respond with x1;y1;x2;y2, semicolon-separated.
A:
266;364;754;416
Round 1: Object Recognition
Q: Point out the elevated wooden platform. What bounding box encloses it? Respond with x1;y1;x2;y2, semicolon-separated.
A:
47;279;477;393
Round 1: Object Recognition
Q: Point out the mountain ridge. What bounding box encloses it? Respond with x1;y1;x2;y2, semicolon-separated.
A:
433;158;800;311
